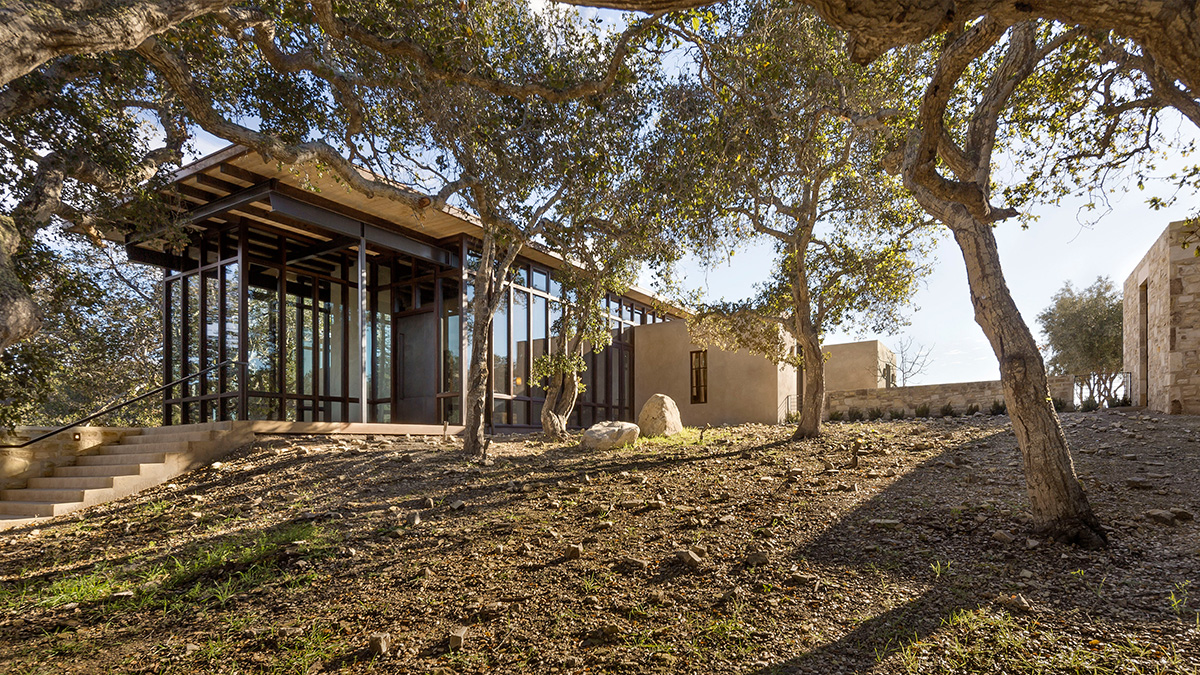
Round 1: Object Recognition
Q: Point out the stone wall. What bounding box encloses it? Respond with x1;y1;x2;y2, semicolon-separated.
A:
1123;220;1200;414
825;376;1075;418
0;427;135;490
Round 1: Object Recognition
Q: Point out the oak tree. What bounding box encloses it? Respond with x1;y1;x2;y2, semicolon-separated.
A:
651;4;933;438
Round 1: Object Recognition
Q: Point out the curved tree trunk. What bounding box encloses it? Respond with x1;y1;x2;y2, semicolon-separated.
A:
462;271;493;460
789;243;824;439
540;369;579;439
0;217;39;351
540;329;582;439
793;329;824;439
947;209;1106;548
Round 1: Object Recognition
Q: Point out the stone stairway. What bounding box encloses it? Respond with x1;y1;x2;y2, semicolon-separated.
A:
0;422;251;523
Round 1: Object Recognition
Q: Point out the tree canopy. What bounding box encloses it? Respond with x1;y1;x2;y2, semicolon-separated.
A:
646;2;934;437
1037;277;1124;405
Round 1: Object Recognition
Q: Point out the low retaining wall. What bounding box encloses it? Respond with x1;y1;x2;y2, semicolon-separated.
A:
825;376;1075;419
0;427;136;490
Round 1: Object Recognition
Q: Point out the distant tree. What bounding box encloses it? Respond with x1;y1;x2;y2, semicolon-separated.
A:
889;336;933;387
1037;277;1124;405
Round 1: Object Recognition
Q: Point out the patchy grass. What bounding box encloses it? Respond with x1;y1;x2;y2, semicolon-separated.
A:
1;416;1198;673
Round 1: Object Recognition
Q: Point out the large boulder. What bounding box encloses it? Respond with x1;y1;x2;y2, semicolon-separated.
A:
637;394;683;437
580;421;640;451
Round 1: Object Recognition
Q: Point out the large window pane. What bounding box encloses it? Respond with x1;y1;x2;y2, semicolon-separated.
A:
224;263;240;396
493;293;510;394
247;265;279;397
464;282;475;385
532;295;547;398
441;279;460;392
513;290;529;397
493;398;510;425
371;288;392;413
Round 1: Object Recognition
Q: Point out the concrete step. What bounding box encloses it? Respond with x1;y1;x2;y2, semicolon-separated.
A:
0;422;247;530
0;488;90;502
54;464;144;478
100;442;190;455
77;452;170;466
122;431;218;445
28;476;114;489
0;501;84;517
137;422;233;437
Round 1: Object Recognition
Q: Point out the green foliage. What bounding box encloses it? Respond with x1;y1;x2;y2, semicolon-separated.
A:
989;400;1007;416
889;409;906;420
914;403;931;418
1052;397;1074;413
846;407;864;422
828;410;845;422
966;403;980;415
0;232;160;428
867;407;884;420
1080;397;1100;412
939;403;957;418
649;2;935;379
1037;277;1124;404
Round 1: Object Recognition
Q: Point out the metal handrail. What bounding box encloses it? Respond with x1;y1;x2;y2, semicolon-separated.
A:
0;360;245;449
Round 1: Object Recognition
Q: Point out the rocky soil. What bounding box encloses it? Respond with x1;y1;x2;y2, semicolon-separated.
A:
1;409;1198;674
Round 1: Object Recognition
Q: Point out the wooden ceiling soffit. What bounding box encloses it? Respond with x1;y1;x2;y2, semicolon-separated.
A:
267;192;458;268
219;163;452;250
184;179;275;224
285;235;358;266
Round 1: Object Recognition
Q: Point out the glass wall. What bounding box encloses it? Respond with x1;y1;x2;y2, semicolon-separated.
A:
160;216;668;429
465;251;669;429
163;228;241;424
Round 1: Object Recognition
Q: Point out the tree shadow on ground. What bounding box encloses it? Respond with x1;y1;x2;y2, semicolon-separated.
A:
740;422;1197;674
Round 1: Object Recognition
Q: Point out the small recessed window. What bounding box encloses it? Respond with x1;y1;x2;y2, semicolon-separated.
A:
690;350;708;404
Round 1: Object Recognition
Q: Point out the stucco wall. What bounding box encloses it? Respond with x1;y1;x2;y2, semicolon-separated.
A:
823;340;897;391
1123;220;1200;414
825;376;1075;418
0;427;136;490
632;321;794;426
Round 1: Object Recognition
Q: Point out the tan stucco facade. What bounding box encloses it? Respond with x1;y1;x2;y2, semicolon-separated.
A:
823;340;898;391
631;322;897;427
1123;220;1200;414
632;321;796;426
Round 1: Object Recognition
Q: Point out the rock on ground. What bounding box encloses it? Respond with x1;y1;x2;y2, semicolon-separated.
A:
580;421;640;451
637;394;683;437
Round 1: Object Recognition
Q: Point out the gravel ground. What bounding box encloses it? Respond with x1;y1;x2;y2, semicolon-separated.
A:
0;409;1197;674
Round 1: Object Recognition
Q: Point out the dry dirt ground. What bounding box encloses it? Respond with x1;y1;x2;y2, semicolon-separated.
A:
1;410;1198;674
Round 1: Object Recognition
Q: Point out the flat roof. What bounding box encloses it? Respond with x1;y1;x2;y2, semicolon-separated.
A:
144;145;676;311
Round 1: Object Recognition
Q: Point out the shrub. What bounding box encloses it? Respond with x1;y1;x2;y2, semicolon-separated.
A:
846;407;864;422
828;410;845;422
889;409;905;420
784;410;802;424
966;403;980;416
1080;397;1100;412
1052;397;1074;412
940;403;957;418
914;403;931;418
867;407;885;421
989;400;1007;415
1109;395;1132;407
